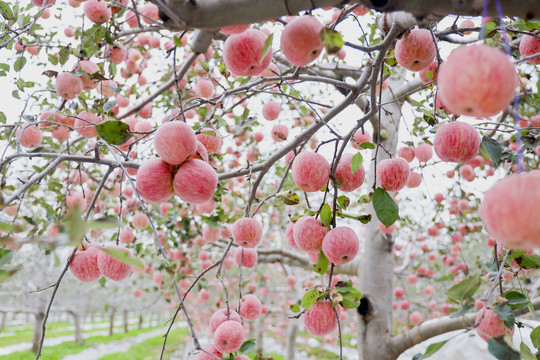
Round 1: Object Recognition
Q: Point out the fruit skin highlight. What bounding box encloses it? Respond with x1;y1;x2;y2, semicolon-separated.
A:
438;44;518;118
479;171;540;250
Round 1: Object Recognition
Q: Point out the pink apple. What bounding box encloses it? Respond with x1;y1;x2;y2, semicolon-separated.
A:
232;217;262;248
84;0;111;24
519;33;540;65
239;294;262;320
475;308;513;342
409;311;423;326
55;72;83;100
419;61;438;84
223;29;272;76
351;129;372;149
197;344;222;360
407;172;422;188
97;244;132;281
135;158;174;203
415;143;433;162
479;171;540;250
376;157;410;191
286;222;299;249
173;159;218;204
213;320;245;353
321;227;359;265
196;128;222;154
234;247;257;268
209;308;242;333
291;151;331;192
74;111;102;138
395;29;436;72
196;79;214;98
303;301;338;336
434;121;480;163
393;286;405;298
281;15;323;67
69;244;101;282
271;124;289;142
154;121;197;165
438;44;518;118
397;146;415;162
293;216;329;252
220;24;250;35
262;101;281;120
335;153;365;192
16;125;42;149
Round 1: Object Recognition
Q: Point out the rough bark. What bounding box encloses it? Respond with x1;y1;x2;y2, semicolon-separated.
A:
161;0;539;30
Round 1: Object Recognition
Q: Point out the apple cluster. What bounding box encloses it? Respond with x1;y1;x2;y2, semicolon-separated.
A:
136;121;219;205
69;243;133;282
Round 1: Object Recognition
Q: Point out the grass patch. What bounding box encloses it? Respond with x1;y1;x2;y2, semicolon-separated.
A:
248;353;285;360
298;345;339;360
98;327;189;360
0;326;162;360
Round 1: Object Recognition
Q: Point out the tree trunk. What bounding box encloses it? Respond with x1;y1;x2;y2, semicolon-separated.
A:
285;320;299;360
357;78;422;360
123;310;128;333
0;312;6;333
138;313;143;329
32;305;46;353
109;309;115;336
70;311;83;345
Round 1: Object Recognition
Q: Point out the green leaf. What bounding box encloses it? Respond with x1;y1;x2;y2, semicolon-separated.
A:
96;121;132;145
276;191;300;205
520;342;536;360
446;273;481;302
320;203;332;227
340;297;360;309
301;288;321;311
359;141;375;149
87;217;118;229
58;46;70;65
320;27;344;54
0;249;12;266
0;1;13;20
240;339;256;354
483;21;499;39
64;208;87;246
487;336;520;360
482;137;502;166
14;56;26;72
351;152;363;174
103;100;117;113
289;303;300;313
504;290;529;310
313;251;329;275
518;254;540;269
336;195;349;210
421;340;448;359
530;326;540;349
98;276;106;288
494;304;515;330
372;187;398;227
101;248;144;269
260;33;273;64
0;111;6;123
349;287;362;300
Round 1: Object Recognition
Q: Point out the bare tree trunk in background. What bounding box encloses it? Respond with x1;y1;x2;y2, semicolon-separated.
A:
70;311;83;345
0;312;6;333
148;312;154;327
138;313;143;329
31;300;46;353
108;308;115;336
255;312;265;355
123;310;129;333
357;79;422;360
285;321;300;360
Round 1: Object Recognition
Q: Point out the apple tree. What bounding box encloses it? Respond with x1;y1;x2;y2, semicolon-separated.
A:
0;1;540;360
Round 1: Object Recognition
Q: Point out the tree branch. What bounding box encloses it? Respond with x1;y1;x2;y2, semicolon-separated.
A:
389;297;540;358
